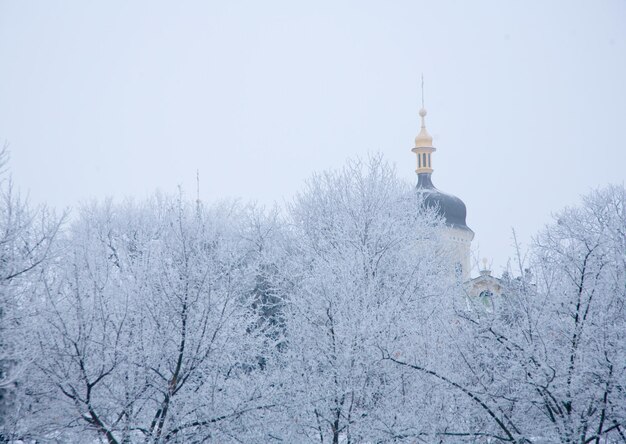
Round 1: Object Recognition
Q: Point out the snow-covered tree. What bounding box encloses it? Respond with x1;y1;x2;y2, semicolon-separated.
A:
271;156;457;442
21;195;280;442
518;184;626;442
0;145;63;440
390;184;626;442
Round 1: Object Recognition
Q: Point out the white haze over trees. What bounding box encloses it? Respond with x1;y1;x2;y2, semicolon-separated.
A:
0;153;625;443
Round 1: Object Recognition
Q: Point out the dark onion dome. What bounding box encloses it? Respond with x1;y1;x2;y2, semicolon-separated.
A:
417;173;474;233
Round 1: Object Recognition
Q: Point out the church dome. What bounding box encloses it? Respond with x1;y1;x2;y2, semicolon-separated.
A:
417;173;473;233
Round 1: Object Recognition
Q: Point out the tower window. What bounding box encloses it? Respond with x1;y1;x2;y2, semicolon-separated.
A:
428;153;431;167
418;154;421;168
422;153;426;168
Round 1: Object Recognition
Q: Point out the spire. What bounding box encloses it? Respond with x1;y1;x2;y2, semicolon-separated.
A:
414;74;433;148
421;74;425;109
411;75;436;174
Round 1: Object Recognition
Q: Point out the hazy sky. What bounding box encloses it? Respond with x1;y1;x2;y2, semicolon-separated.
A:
1;1;625;274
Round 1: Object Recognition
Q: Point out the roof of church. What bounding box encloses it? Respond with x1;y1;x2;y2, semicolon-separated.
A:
417;173;473;233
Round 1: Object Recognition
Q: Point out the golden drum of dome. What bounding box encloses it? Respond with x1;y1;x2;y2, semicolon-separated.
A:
411;107;435;174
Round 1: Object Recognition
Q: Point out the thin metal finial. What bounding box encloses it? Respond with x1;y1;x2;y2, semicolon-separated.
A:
418;74;427;128
420;74;425;109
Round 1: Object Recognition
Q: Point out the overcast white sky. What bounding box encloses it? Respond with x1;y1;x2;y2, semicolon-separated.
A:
1;1;625;274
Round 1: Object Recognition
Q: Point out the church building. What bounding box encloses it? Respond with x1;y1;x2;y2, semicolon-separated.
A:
411;106;474;281
410;102;505;302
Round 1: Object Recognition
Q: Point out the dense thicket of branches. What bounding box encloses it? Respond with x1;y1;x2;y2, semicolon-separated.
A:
1;154;624;443
0;146;63;439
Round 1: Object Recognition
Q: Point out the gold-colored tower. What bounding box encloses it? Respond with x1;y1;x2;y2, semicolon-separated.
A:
411;107;435;174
